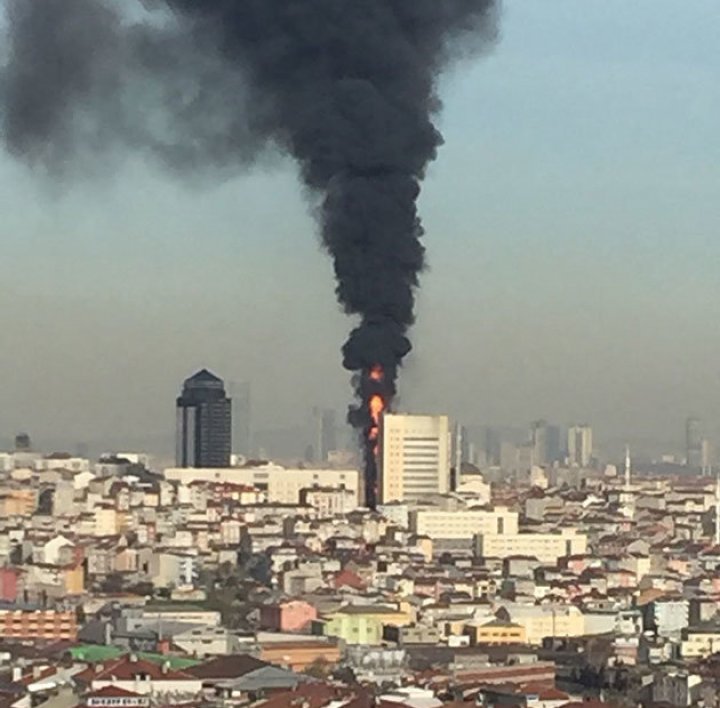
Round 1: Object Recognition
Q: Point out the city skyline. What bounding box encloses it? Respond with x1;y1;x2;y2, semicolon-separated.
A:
1;1;719;455
0;402;713;471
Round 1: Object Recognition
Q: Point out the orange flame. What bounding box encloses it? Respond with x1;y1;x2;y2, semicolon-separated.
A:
367;368;385;454
369;394;384;422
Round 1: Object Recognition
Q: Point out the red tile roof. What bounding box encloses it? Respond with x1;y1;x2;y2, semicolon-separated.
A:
332;569;366;590
76;656;195;683
255;684;354;708
87;686;145;699
20;667;57;686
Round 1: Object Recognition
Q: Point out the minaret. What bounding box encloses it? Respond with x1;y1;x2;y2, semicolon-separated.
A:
714;466;719;546
625;445;631;490
622;446;634;519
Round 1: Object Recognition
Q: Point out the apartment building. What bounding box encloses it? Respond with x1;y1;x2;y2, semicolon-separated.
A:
474;529;588;564
410;507;519;540
0;609;78;641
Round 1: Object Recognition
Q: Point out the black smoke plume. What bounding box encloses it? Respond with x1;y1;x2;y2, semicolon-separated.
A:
0;0;499;507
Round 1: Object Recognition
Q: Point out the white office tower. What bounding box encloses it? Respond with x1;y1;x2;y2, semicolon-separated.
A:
379;414;451;503
567;424;593;467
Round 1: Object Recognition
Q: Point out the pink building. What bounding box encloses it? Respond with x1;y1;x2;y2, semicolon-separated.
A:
0;567;19;602
564;554;593;575
606;569;636;589
260;600;317;632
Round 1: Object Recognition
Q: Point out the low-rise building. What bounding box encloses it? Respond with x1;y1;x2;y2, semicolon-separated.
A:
165;465;360;506
0;608;77;641
498;603;585;645
78;656;202;701
410;507;519;541
464;618;527;645
681;623;720;658
258;640;342;671
300;487;356;516
315;604;413;645
259;600;318;633
475;529;587;564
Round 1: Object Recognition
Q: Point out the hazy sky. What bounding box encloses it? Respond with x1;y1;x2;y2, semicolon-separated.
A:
1;0;719;457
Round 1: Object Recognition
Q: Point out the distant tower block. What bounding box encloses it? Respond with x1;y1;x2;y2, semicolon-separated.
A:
14;433;31;452
567;425;593;467
176;369;232;468
686;417;703;469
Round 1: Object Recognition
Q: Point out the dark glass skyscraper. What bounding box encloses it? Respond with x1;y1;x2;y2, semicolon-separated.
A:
176;369;232;468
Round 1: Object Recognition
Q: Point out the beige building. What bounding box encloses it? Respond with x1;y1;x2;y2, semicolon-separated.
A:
93;506;126;537
465;618;527;646
0;489;37;518
499;603;586;645
475;528;587;564
681;627;720;658
300;487;357;515
164;465;359;506
379;414;451;503
410;507;518;540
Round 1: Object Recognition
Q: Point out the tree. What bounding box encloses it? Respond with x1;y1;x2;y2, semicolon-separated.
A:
127;581;155;597
100;573;125;593
304;658;332;679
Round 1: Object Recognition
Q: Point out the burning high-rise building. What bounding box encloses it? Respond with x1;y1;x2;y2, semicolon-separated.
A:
0;0;500;508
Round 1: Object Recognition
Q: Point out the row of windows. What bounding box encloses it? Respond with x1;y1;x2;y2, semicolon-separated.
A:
479;631;521;638
2;622;74;627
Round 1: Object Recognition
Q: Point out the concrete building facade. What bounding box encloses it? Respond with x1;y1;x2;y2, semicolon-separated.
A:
475;529;588;564
567;424;593;467
0;609;78;641
410;507;519;541
379;414;451;503
165;465;359;506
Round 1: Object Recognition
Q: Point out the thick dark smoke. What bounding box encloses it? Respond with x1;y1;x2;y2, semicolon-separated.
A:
0;0;499;506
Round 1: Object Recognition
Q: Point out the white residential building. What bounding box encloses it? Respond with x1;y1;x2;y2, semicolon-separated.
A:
410;507;518;540
474;529;588;564
379;414;451;503
164;464;360;506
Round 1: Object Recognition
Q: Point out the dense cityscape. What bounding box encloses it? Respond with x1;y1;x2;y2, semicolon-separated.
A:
1;369;720;708
0;1;714;707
